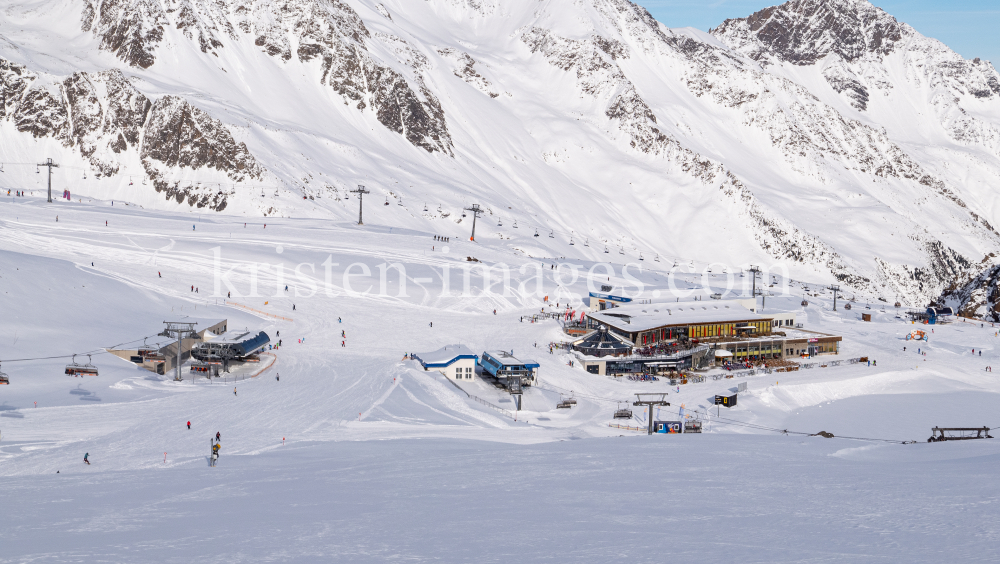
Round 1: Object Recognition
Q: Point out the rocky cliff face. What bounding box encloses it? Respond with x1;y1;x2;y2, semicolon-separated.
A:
0;57;261;209
711;0;1000;149
711;0;905;66
81;0;453;155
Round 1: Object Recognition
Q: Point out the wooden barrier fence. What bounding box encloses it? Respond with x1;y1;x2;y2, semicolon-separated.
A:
225;301;294;322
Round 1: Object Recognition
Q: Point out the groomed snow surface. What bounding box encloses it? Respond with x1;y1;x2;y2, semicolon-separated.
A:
2;198;999;562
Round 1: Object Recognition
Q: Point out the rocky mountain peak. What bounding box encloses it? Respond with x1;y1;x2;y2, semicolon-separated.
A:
711;0;906;65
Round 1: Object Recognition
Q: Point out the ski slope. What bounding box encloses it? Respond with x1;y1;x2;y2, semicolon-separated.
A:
2;196;1000;560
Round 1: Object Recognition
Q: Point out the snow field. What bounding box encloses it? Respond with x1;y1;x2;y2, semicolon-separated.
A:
2;198;1000;560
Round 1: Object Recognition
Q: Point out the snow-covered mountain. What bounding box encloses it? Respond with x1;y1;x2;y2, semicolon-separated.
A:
1;0;1000;306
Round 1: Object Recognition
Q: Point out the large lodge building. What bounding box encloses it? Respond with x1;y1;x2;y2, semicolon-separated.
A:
576;294;840;375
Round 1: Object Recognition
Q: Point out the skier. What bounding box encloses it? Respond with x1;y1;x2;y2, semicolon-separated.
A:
276;373;279;381
83;453;90;465
56;216;58;222
193;225;196;231
187;421;191;429
338;317;342;323
285;285;288;291
429;322;433;328
191;285;194;292
234;387;237;396
342;340;345;347
105;221;107;226
293;304;296;311
158;272;161;278
216;432;221;441
342;330;345;338
227;292;230;298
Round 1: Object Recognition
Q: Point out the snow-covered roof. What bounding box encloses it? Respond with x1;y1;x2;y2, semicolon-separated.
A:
482;351;540;369
412;345;477;368
588;301;767;333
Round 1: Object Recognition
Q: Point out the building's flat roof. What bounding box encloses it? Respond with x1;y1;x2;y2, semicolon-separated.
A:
412;345;477;367
213;329;263;344
173;317;227;328
482;350;540;369
589;300;768;333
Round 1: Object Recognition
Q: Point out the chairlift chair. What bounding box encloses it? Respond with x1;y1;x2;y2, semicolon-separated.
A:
513;220;518;228
614;402;633;419
129;177;133;186
384;197;389;206
0;363;9;385
639;253;644;261
618;247;624;255
549;230;554;238
584;238;589;247
654;254;660;262
423;203;428;212
569;237;575;245
65;354;99;377
534;228;539;237
497;218;503;226
604;246;609;253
